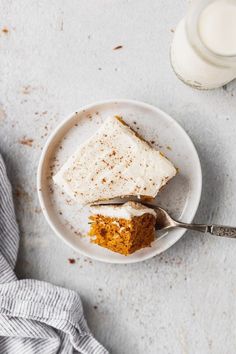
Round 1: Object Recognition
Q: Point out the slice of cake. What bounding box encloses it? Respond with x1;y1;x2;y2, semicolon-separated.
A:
53;116;176;205
89;202;157;255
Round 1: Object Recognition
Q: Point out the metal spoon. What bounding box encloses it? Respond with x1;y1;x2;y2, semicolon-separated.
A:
96;201;236;238
153;205;236;238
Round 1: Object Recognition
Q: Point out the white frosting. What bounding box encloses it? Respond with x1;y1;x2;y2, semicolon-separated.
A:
90;201;157;219
53;116;176;205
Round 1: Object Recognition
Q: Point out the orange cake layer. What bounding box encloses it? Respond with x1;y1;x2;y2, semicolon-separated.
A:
89;213;156;255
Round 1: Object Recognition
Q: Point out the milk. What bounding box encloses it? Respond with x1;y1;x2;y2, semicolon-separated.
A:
171;0;236;89
199;0;236;56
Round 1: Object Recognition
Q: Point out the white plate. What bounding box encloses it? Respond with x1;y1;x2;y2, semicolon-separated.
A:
37;99;202;264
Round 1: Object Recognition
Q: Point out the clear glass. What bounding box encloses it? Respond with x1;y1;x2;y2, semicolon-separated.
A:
186;0;236;68
170;0;236;89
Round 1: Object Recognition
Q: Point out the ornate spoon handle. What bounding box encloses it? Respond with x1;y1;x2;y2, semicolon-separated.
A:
175;222;236;238
209;225;236;238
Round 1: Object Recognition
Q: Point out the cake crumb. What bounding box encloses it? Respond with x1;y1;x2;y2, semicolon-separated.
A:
68;258;76;264
14;186;31;201
22;85;32;95
113;45;123;50
19;138;34;147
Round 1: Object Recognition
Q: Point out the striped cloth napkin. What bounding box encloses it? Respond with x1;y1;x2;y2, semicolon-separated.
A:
0;154;108;354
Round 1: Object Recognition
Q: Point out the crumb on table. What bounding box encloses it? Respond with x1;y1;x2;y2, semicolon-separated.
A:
68;258;76;264
19;137;34;147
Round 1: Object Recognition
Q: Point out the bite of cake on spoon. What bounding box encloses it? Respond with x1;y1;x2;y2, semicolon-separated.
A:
53;115;176;255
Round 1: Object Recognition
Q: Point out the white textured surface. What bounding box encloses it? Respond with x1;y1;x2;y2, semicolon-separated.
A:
1;1;236;353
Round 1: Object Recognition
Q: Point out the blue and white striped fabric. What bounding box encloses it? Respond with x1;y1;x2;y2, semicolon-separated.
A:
0;155;108;354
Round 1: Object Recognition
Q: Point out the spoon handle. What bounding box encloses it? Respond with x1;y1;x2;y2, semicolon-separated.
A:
175;222;208;233
209;225;236;238
176;222;236;238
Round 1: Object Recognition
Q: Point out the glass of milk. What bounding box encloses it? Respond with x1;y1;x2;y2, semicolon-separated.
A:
171;0;236;89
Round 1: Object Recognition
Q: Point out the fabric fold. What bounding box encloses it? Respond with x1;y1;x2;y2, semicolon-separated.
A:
0;154;108;354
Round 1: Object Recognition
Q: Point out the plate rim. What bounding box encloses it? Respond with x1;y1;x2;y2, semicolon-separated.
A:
37;99;202;264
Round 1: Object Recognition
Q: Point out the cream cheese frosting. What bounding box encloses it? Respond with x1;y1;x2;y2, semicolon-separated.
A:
90;201;157;219
53;116;176;205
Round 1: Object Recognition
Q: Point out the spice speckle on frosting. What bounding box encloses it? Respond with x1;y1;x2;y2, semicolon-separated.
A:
53;116;176;205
